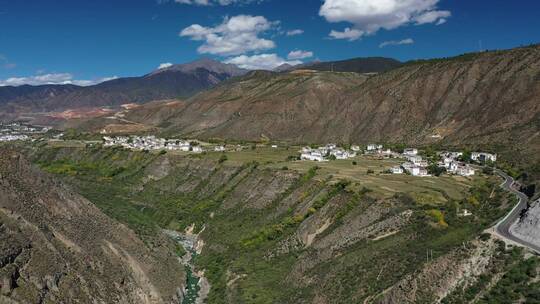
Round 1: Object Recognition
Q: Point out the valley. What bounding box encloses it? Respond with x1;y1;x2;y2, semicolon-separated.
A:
1;135;536;303
2;2;540;303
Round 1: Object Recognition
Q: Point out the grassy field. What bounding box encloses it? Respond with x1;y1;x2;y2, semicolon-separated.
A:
199;146;478;205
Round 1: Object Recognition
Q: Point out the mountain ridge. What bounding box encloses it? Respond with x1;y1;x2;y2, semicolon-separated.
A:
105;45;540;162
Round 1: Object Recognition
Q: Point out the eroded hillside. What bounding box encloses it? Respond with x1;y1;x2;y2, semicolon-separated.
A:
0;148;185;303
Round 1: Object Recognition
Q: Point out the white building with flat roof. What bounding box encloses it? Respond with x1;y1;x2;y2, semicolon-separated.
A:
301;151;326;162
392;166;404;174
403;148;418;156
472;152;497;162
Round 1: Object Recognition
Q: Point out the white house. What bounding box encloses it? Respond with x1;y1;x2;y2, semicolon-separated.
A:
457;166;475;177
379;149;393;156
471;152;497;163
301;151;326;162
214;146;226;152
271;145;278;148
392;166;404;174
351;145;361;152
410;166;429;177
403;148;418;156
442;157;454;168
330;149;356;160
448;161;475;177
367;144;381;151
406;155;423;164
192;146;203;153
402;162;414;171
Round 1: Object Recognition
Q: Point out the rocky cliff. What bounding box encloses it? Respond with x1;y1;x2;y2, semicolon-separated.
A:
510;199;540;248
0;148;185;303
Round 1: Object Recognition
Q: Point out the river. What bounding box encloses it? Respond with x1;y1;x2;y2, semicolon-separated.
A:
164;229;208;304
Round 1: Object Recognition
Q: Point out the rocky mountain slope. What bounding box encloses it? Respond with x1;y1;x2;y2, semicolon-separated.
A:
110;45;539;163
0;148;185;303
0;59;247;112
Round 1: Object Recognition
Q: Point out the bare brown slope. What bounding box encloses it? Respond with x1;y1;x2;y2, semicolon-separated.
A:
0;149;184;303
121;46;539;157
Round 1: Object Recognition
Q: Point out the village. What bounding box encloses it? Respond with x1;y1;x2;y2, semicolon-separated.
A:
103;135;219;153
102;135;497;179
301;142;496;177
0;123;49;142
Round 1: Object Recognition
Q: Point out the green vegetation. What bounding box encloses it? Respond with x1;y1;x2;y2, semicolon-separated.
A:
29;144;528;304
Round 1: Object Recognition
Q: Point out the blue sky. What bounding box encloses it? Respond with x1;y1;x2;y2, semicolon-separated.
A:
0;0;539;86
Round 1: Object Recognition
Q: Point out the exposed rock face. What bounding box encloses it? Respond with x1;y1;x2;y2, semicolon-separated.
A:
510;199;540;248
0;149;184;303
377;239;499;304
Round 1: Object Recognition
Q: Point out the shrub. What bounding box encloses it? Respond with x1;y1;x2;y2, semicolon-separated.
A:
367;169;375;174
218;154;228;163
352;161;357;165
479;233;491;241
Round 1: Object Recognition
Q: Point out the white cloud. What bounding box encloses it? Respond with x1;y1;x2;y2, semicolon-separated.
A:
173;0;261;5
158;62;174;69
180;15;277;56
320;0;451;40
413;10;451;25
224;53;301;70
286;29;304;36
0;73;118;87
329;28;363;41
379;38;414;48
287;50;313;60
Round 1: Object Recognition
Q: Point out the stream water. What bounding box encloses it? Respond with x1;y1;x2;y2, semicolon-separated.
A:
164;230;205;304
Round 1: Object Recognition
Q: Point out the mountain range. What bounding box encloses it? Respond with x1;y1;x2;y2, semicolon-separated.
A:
0;58;249;113
84;45;540;164
0;57;401;115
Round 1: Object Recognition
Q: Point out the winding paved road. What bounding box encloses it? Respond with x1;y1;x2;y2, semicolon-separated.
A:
492;169;540;254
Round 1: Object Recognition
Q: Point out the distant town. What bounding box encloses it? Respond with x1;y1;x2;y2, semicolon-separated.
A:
0;123;50;142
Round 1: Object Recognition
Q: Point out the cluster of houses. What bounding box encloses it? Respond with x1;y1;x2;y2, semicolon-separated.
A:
438;152;475;176
300;144;357;162
0;123;48;142
0;134;29;142
0;123;49;134
314;142;497;178
103;136;210;153
392;148;431;176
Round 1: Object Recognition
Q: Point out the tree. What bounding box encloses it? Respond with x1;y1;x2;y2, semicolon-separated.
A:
428;164;446;176
459;150;472;163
